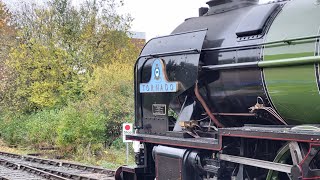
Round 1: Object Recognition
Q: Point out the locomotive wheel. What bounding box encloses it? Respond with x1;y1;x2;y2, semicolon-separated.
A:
115;166;123;180
266;142;306;180
266;143;292;180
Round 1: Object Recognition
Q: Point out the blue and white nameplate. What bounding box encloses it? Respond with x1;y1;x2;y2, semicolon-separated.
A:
140;59;179;93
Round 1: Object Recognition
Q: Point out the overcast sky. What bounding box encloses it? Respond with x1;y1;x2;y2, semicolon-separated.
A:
119;0;209;40
120;0;271;40
4;0;271;40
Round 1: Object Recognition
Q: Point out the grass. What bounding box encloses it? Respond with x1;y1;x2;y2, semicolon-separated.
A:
0;139;135;170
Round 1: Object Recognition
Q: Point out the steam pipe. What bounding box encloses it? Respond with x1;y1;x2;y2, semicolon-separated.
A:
195;81;224;128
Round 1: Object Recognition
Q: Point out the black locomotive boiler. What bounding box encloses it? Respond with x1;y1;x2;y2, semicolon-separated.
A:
116;0;320;179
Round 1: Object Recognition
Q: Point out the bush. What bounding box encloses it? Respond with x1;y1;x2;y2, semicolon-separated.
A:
0;106;108;156
102;145;135;169
0;0;139;168
84;62;135;146
24;110;60;148
56;105;106;154
0;113;28;146
111;137;125;149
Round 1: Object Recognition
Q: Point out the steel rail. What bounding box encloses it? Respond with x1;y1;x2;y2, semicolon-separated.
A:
0;158;69;180
29;166;103;180
0;163;46;180
0;176;9;180
0;151;115;179
0;151;115;176
60;161;114;175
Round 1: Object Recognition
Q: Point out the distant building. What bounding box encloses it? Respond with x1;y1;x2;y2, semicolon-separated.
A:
128;31;146;50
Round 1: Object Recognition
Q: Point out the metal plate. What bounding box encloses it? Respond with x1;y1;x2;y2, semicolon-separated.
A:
142;117;168;135
140;29;207;57
152;104;166;116
156;155;182;180
140;59;179;93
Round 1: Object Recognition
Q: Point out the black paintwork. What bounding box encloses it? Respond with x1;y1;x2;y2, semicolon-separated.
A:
134;0;290;134
206;0;258;15
220;125;320;143
171;3;278;127
127;133;220;151
135;3;284;134
135;30;207;133
120;1;306;180
140;29;206;57
297;145;320;179
153;146;203;180
236;3;280;37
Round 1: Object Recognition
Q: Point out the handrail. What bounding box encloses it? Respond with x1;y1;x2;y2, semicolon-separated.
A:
202;34;320;53
139;49;200;58
202;56;320;70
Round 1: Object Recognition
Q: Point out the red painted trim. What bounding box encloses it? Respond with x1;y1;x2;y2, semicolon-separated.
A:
127;136;223;151
221;133;320;143
134;139;222;151
298;144;320;180
128;132;320;150
129;133;320;179
299;144;313;167
302;176;320;180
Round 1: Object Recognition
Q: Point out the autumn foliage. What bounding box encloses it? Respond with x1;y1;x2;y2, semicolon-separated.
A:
0;0;139;165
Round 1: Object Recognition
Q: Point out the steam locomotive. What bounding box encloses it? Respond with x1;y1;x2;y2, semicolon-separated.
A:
116;0;320;179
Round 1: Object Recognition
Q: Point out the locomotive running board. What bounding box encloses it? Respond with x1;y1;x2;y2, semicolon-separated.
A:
126;134;221;150
220;125;320;143
127;125;320;151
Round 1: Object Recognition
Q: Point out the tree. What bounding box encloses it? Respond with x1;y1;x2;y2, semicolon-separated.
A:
2;0;138;112
0;1;16;109
84;62;135;146
0;1;15;52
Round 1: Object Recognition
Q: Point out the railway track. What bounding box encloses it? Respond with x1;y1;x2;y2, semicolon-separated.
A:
0;151;115;180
